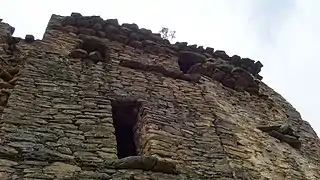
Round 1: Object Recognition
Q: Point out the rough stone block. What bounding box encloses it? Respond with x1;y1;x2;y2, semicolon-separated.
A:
69;49;88;58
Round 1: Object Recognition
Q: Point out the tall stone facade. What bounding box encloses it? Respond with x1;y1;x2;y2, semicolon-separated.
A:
0;13;319;179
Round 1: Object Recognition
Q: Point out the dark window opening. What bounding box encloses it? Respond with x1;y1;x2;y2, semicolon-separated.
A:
178;52;204;74
111;100;141;159
81;40;107;59
178;60;198;74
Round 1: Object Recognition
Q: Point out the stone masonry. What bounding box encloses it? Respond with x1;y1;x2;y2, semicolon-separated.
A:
0;13;319;179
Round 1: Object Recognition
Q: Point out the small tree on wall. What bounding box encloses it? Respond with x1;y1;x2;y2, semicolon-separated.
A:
159;27;176;41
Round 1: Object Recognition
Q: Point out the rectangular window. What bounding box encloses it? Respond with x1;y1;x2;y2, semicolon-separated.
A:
111;100;141;158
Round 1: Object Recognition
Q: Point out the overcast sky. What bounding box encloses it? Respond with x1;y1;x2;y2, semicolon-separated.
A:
1;0;319;136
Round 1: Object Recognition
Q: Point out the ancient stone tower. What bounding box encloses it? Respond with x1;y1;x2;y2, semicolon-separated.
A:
0;13;319;180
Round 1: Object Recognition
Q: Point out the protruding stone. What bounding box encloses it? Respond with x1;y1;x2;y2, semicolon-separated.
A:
222;76;235;88
279;121;296;137
197;46;205;53
0;82;14;89
25;34;35;43
153;159;178;174
8;25;15;34
0;70;13;82
231;55;241;65
114;156;178;174
122;23;139;31
88;51;103;62
252;61;263;75
232;68;254;89
214;50;230;60
105;19;119;26
0;92;9;106
139;28;152;35
185;73;201;83
188;44;197;52
70;49;88;58
7;67;19;76
269;130;301;149
246;79;260;94
255;74;263;80
7;36;21;46
71;12;82;18
175;42;188;47
240;58;255;70
205;47;214;54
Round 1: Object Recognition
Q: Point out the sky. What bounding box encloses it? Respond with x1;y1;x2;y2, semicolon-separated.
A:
1;0;319;136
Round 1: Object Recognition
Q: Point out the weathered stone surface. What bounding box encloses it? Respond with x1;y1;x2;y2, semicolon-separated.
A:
114;156;178;174
0;13;319;180
74;151;103;163
69;48;88;58
64;25;78;34
43;162;81;179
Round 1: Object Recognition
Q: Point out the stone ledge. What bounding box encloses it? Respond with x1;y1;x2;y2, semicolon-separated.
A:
113;156;178;175
257;124;301;149
119;59;199;83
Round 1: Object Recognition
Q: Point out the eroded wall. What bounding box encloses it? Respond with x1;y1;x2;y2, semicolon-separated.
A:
0;13;319;180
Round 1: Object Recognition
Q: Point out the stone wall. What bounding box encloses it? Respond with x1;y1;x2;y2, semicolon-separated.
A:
0;13;319;180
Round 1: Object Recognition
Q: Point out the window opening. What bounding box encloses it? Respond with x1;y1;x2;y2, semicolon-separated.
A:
111;100;140;158
178;52;205;74
81;39;107;59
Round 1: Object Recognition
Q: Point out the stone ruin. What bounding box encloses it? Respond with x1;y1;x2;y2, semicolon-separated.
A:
0;12;319;179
